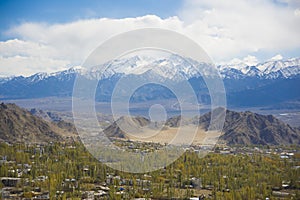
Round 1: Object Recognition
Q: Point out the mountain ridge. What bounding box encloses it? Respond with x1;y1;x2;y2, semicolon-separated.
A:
219;57;300;79
104;109;300;146
0;103;77;144
0;56;300;107
198;109;300;145
1;56;300;82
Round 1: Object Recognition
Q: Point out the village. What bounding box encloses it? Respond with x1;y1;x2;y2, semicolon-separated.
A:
0;140;299;199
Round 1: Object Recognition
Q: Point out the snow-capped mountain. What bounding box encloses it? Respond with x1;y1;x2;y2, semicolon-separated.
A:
80;55;300;80
218;57;300;79
2;55;299;84
0;76;15;84
77;54;213;81
79;55;300;81
0;55;300;107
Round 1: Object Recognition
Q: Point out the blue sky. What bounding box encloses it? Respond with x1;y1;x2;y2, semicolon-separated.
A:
0;0;182;39
0;0;300;76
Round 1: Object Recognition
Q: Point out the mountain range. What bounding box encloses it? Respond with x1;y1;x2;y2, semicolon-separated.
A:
104;109;300;146
0;56;299;107
0;103;299;145
219;57;300;79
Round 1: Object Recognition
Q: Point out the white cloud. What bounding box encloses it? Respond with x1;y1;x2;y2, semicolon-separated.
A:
229;55;258;66
179;0;300;60
1;15;184;76
6;16;183;63
269;54;283;61
0;0;300;76
217;55;259;68
0;39;56;58
0;39;70;76
295;8;300;16
0;55;69;77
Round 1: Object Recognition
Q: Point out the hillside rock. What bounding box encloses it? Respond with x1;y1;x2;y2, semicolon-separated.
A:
103;116;150;138
104;109;300;146
199;109;300;145
0;103;77;143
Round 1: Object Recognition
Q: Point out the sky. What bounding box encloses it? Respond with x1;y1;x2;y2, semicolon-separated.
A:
0;0;300;76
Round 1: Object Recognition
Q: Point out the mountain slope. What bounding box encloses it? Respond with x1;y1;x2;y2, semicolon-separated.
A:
0;68;78;99
218;57;300;79
0;56;300;107
198;109;300;145
103;116;150;138
0;103;77;143
104;109;300;146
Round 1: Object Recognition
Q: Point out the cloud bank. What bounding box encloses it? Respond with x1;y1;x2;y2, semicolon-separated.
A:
0;0;300;76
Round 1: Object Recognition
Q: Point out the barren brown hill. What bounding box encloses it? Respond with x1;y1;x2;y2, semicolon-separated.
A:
103;115;210;145
104;116;150;138
105;109;300;146
198;109;300;145
0;103;77;143
29;108;77;133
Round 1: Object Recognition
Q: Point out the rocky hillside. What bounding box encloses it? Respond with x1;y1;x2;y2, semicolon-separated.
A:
0;103;77;143
105;109;300;146
104;116;150;138
198;109;300;145
29;108;77;133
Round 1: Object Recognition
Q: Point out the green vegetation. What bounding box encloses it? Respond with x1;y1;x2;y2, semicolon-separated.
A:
0;141;299;199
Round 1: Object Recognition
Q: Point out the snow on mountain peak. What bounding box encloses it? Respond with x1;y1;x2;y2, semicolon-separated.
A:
1;55;299;84
83;54;206;81
218;56;300;79
29;72;49;82
256;57;300;75
30;56;300;81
